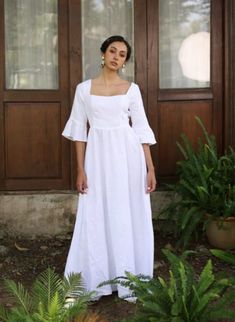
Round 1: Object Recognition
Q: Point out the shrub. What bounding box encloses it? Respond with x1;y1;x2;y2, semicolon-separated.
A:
159;116;235;248
100;250;235;321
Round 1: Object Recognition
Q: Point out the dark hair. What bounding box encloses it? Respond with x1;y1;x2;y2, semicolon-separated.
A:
100;35;132;61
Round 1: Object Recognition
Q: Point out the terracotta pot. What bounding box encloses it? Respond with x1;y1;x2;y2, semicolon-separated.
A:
206;216;235;249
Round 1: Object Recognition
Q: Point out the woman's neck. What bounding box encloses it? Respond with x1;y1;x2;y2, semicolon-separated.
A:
98;69;121;85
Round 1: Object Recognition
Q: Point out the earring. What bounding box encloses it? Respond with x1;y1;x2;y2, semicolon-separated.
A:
101;56;105;68
122;64;126;73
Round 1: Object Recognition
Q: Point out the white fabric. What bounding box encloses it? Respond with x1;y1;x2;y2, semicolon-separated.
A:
62;79;156;299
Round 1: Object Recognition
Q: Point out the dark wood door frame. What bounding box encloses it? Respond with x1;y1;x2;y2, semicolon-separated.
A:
224;0;235;149
0;0;4;189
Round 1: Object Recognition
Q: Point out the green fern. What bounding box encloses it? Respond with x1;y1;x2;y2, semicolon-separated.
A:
99;249;235;321
0;267;95;322
4;280;33;315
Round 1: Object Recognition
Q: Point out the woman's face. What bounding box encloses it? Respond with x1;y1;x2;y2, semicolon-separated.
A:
103;41;128;71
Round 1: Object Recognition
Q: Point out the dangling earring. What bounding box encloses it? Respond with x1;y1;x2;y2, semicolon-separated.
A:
101;56;105;68
122;64;126;73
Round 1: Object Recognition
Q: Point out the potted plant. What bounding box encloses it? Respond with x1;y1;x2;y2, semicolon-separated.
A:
159;117;235;249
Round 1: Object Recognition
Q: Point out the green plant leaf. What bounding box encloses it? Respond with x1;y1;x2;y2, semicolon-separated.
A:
4;279;32;315
196;260;214;296
0;304;9;322
32;267;62;311
210;249;235;266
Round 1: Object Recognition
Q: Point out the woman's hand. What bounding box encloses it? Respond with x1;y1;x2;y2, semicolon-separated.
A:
76;170;88;194
146;169;156;193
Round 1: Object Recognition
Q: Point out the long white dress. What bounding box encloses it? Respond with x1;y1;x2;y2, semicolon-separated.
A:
62;79;156;299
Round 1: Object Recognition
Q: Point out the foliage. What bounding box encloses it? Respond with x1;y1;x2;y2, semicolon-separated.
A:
100;250;235;322
159;116;235;248
0;267;97;322
211;249;235;266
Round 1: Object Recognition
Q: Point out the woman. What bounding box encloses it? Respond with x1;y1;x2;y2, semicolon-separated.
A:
62;35;156;301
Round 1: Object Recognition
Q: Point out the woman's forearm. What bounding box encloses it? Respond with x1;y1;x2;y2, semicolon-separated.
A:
142;144;155;171
75;141;86;172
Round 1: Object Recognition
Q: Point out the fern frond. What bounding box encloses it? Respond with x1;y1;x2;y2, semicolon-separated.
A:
196;260;214;296
32;267;62;310
210;249;235;266
63;272;87;298
0;304;9;322
4;279;32;315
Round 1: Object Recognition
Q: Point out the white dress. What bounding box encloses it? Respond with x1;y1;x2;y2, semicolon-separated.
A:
62;79;156;299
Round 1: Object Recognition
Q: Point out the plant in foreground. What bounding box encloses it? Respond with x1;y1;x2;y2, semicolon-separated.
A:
210;249;235;284
0;267;101;322
100;249;235;322
211;249;235;266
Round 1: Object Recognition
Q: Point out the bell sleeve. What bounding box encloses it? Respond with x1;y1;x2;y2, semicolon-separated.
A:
62;84;88;142
129;84;156;145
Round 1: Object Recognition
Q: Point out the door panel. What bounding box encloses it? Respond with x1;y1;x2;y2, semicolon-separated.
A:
158;101;212;176
5;103;61;178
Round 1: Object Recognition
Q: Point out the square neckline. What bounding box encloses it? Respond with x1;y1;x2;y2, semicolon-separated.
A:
89;79;133;97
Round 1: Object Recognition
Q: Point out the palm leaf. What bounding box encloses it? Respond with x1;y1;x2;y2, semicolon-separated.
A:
63;272;87;298
32;267;62;310
5;307;34;322
4;279;32;315
0;304;9;322
47;291;62;319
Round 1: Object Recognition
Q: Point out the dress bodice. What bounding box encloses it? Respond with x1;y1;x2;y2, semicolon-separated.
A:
62;79;156;145
87;94;130;129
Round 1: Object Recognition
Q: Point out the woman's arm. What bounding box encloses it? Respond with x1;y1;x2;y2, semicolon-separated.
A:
142;144;157;193
75;141;88;194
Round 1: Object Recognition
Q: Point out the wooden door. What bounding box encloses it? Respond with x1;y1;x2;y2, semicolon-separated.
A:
136;0;224;182
0;0;70;190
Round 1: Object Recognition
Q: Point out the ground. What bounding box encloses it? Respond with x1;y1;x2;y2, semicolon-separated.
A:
0;226;235;321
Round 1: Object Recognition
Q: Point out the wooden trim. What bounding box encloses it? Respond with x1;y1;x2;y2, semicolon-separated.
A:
4;178;69;191
0;0;5;189
68;0;82;97
211;0;223;152
134;0;148;107
4;91;61;101
68;0;82;189
59;0;71;189
224;0;235;149
147;0;159;170
158;90;213;101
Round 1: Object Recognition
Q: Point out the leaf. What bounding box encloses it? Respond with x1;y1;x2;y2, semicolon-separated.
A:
4;279;32;315
15;242;29;251
47;291;61;319
63;272;87;298
204;289;235;320
32;267;62;310
0;304;8;322
196;260;214;296
210;249;235;266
